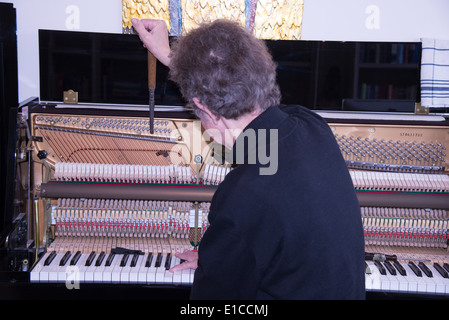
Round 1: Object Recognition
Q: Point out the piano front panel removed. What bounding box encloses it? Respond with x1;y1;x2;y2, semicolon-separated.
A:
28;108;229;287
25;106;449;297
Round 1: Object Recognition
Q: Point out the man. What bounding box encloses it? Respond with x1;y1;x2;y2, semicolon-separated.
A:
132;18;366;299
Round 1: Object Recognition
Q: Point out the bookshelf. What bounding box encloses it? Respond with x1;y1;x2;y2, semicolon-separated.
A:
354;42;421;101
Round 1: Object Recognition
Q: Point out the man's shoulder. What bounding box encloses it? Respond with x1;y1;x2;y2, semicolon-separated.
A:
277;104;327;124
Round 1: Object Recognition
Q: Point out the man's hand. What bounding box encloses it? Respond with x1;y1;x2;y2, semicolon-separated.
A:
132;18;171;67
169;250;198;272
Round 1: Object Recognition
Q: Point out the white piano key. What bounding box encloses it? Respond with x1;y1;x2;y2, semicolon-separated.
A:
181;266;192;286
162;254;175;284
75;254;90;282
145;252;158;284
129;254;144;283
155;254;167;284
102;253;117;282
383;267;400;292
427;264;446;294
393;263;410;293
402;263;419;293
376;262;392;291
404;263;426;293
137;253;153;283
47;253;66;282
57;252;73;282
429;264;449;294
30;251;54;282
365;261;382;291
37;258;53;282
423;268;438;294
93;252;108;282
189;268;195;284
120;254;133;283
172;257;183;285
83;252;98;282
416;262;441;295
364;263;373;291
110;254;124;283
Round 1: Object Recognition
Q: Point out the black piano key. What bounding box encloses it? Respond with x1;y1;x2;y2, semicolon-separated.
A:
433;263;449;279
130;253;139;267
393;261;407;276
443;263;449;273
44;251;57;266
418;262;433;278
120;253;130;267
165;253;172;270
155;252;162;268
383;260;396;276
408;261;422;277
59;251;72;266
145;252;153;267
70;251;82;266
105;253;116;267
85;251;96;267
374;261;386;275
95;251;106;266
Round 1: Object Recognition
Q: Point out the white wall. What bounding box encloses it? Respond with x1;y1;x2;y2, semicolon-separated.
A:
7;0;449;103
9;0;122;103
302;0;449;42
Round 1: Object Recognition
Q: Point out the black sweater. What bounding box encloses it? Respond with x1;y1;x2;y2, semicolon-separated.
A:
190;105;366;300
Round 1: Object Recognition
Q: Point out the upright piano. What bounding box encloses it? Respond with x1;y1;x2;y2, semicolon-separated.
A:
1;26;448;299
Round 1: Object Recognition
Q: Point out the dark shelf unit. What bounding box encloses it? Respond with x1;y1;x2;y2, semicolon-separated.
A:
38;30;422;112
354;42;421;101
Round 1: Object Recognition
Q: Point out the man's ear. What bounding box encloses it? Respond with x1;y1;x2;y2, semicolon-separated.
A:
193;97;218;124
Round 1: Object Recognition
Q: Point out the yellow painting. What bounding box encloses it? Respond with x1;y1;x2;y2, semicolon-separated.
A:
181;0;246;34
122;0;171;33
254;0;303;40
122;0;303;40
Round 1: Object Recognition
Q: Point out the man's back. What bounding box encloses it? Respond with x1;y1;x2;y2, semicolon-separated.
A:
191;104;366;299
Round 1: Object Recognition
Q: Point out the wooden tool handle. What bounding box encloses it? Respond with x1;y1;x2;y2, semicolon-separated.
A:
147;51;157;90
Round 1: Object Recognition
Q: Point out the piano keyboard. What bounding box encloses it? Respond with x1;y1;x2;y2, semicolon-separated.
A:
365;260;449;296
30;250;194;286
30;249;449;296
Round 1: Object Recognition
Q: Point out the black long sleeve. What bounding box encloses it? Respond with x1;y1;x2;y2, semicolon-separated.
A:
190;105;366;300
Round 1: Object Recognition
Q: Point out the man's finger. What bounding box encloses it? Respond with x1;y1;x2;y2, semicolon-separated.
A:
131;18;147;34
169;260;196;273
175;250;198;260
139;19;166;31
131;18;171;66
132;18;165;33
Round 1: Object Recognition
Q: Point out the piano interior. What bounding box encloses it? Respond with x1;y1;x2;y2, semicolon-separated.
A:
5;103;446;298
20;106;231;286
332;121;449;296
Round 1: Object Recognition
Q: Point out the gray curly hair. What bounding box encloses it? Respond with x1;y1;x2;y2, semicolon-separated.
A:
169;19;281;119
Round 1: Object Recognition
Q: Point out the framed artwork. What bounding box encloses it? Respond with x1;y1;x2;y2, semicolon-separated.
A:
122;0;303;40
